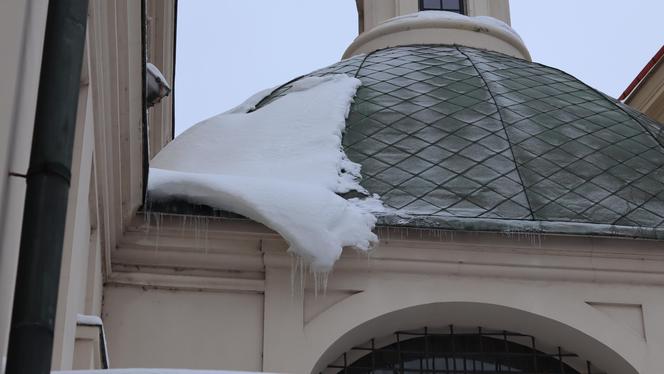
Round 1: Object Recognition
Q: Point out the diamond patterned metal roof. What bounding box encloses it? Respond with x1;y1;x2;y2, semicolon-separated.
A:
255;45;664;239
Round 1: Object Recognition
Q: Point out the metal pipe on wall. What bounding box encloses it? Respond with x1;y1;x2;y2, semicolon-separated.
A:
5;1;89;373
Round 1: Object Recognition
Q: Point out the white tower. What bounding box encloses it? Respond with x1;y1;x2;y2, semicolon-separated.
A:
346;0;530;60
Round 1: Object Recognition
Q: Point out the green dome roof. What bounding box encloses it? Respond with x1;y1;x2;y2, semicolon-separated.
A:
256;45;664;239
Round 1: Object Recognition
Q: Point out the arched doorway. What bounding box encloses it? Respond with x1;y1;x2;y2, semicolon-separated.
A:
322;326;602;373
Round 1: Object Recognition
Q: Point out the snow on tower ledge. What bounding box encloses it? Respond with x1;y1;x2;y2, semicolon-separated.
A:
148;75;380;271
343;11;531;61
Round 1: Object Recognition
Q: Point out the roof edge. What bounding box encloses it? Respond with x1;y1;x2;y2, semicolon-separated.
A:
377;214;664;241
620;45;664;101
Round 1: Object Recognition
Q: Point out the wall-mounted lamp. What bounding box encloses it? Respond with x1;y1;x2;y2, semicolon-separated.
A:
146;62;171;107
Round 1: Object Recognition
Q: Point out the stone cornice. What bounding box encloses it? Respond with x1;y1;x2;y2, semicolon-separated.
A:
111;213;664;291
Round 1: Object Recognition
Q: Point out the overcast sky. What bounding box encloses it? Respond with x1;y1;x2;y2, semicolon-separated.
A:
174;0;664;135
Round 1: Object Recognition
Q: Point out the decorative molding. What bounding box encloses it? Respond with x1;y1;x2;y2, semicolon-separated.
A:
114;211;664;290
304;290;363;325
586;302;646;341
106;271;265;293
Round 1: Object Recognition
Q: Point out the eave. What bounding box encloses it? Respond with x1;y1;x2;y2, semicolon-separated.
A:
110;211;664;294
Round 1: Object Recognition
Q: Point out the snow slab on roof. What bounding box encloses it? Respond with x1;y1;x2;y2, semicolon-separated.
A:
222;86;275;115
53;370;274;374
149;74;380;271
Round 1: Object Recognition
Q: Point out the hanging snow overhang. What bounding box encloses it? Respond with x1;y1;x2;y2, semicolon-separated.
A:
147;75;380;271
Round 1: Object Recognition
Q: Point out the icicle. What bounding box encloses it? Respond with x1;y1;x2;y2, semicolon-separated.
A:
144;200;152;233
204;217;210;254
313;271;319;298
194;215;200;251
153;212;162;251
290;255;307;299
290;255;297;298
145;212;150;234
197;215;202;251
321;271;329;294
142;206;151;242
311;267;331;297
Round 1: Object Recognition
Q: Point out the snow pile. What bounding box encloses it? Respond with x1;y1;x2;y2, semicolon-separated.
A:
147;63;171;90
381;11;524;43
149;75;380;271
54;370;273;374
76;314;103;326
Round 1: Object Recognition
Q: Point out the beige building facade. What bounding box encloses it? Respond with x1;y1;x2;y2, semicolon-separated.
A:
621;46;664;124
2;1;664;374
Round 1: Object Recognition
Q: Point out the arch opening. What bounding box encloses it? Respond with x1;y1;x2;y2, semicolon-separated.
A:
309;302;639;374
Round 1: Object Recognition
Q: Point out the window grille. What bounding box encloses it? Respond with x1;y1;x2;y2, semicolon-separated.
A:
323;326;605;374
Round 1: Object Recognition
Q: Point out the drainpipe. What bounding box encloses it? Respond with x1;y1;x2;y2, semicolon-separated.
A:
5;1;89;374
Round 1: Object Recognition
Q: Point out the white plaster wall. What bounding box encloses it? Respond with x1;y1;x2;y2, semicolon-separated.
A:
467;0;510;24
99;253;664;374
395;0;419;17
73;325;103;370
362;0;396;32
256;265;664;374
260;232;664;373
102;287;264;372
51;81;96;370
106;214;664;374
0;0;48;360
305;273;660;374
0;176;26;361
